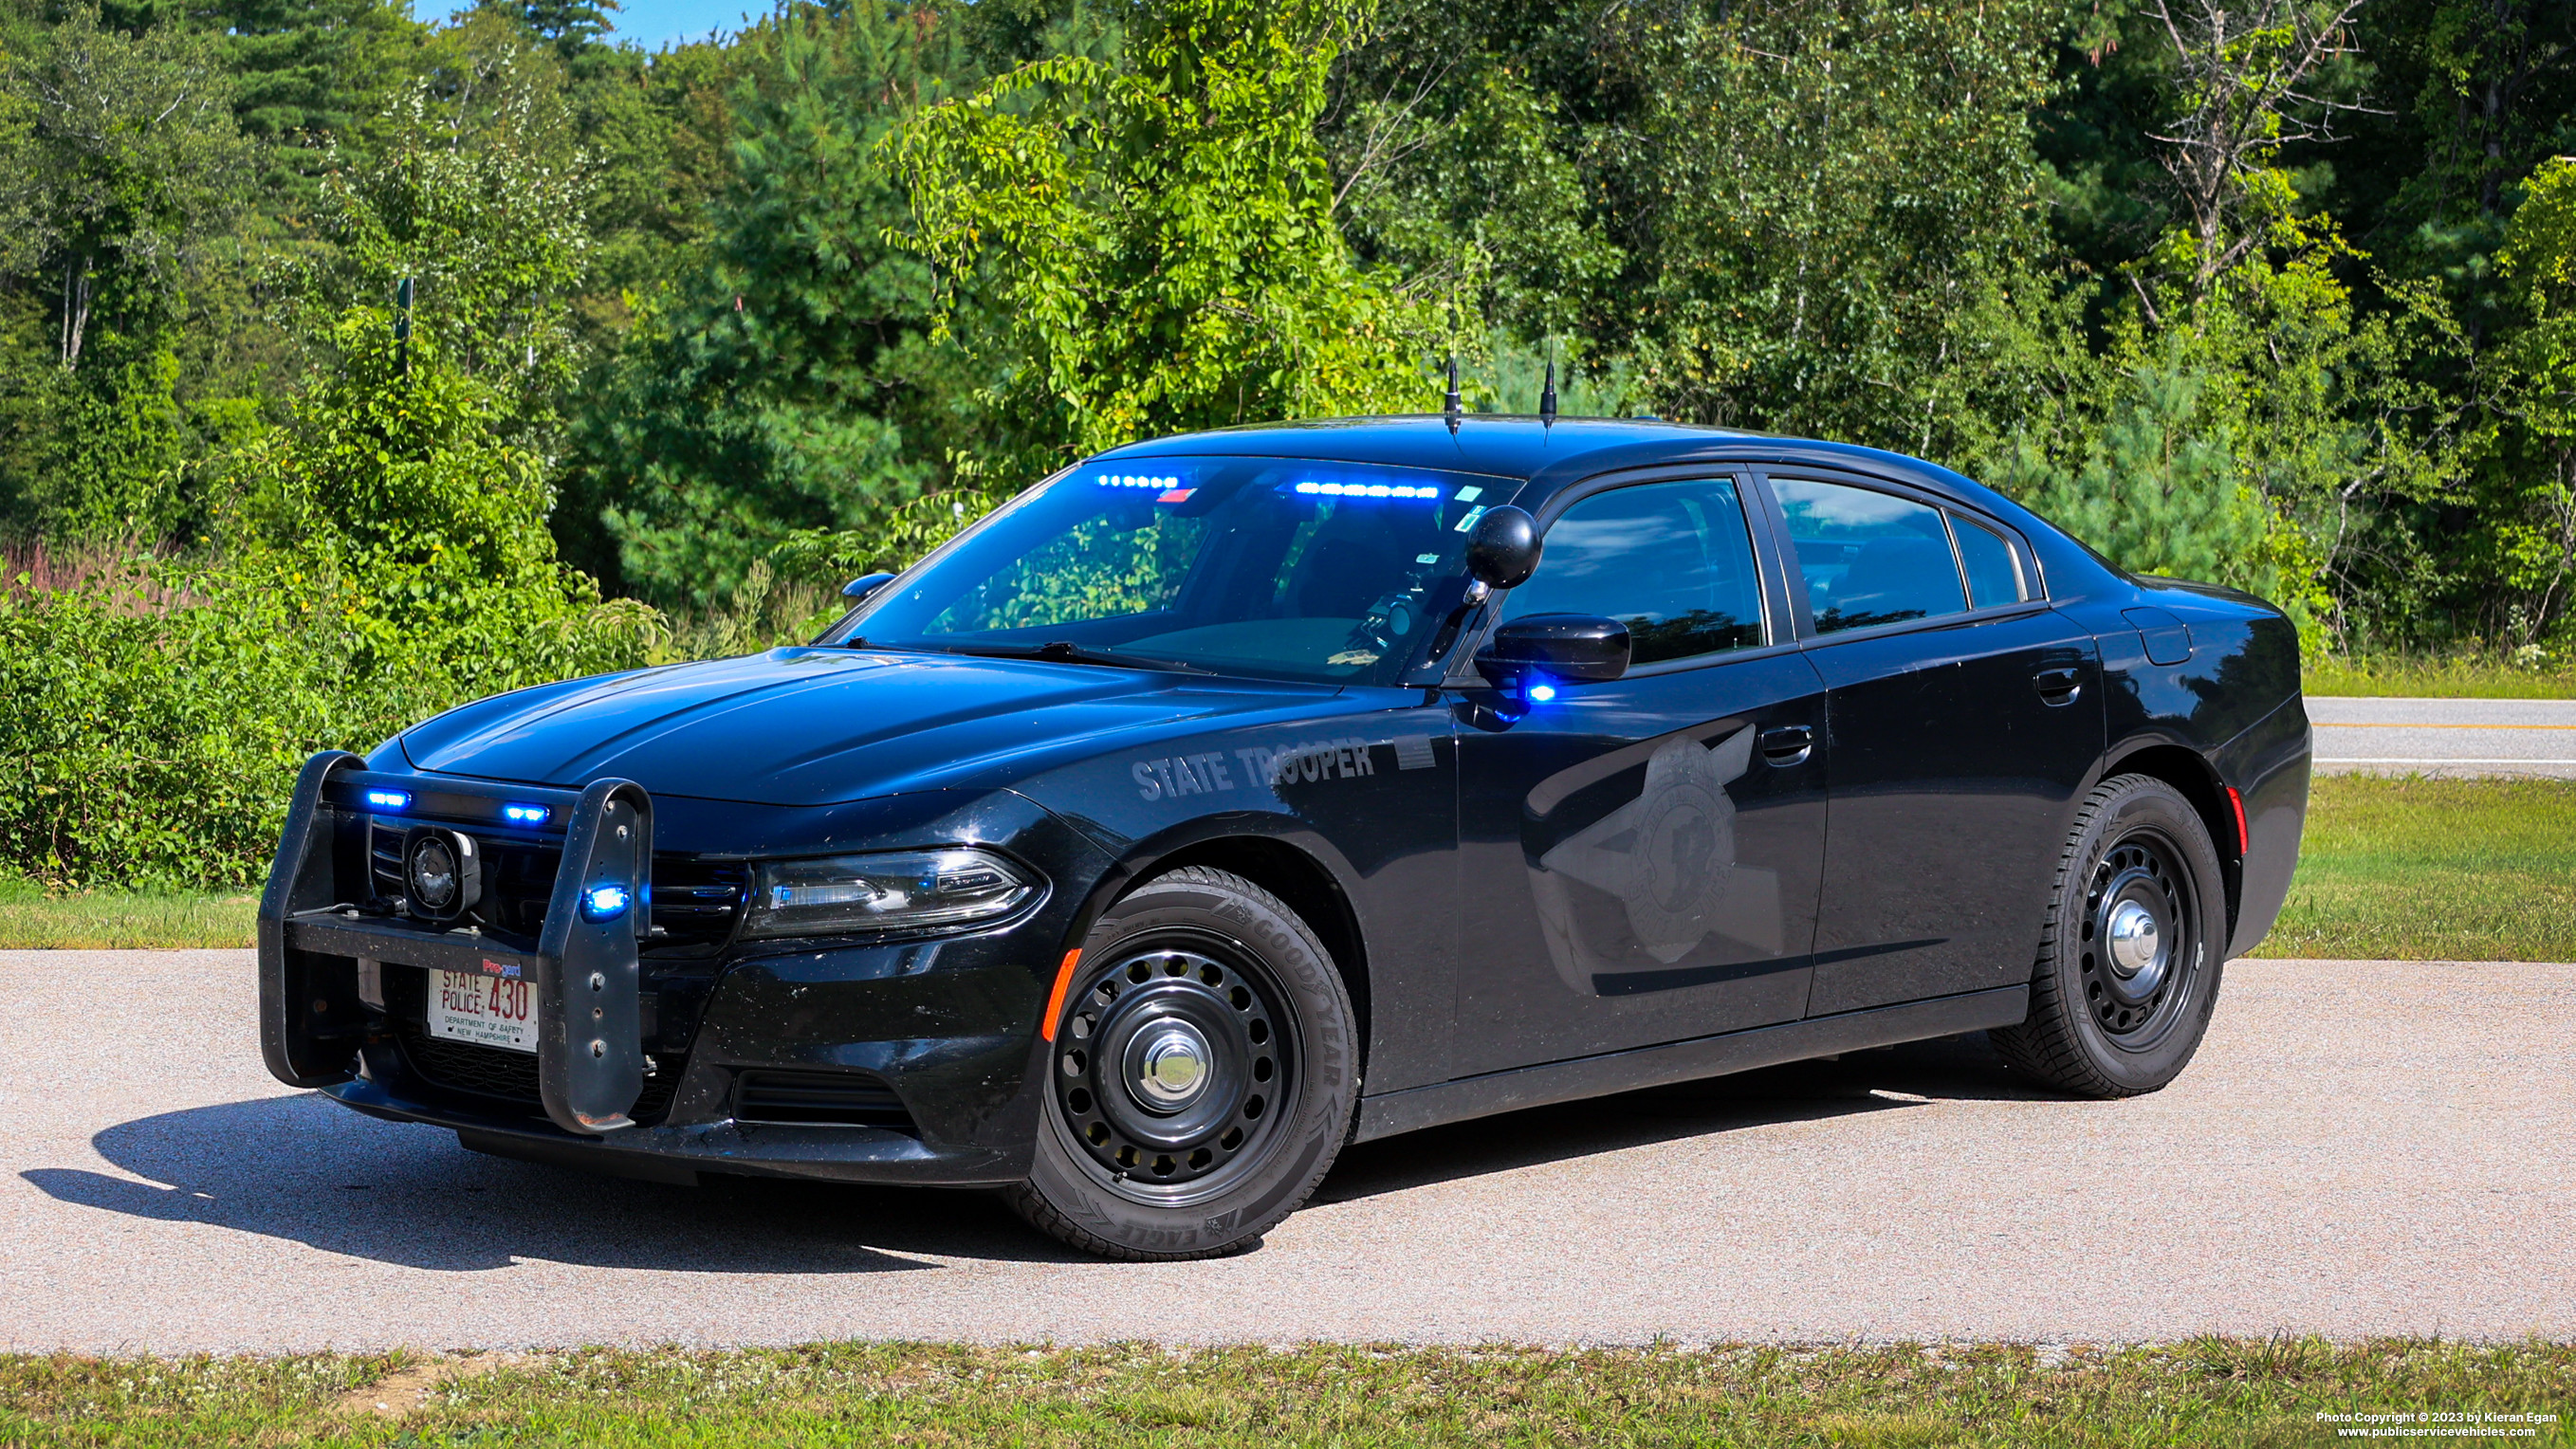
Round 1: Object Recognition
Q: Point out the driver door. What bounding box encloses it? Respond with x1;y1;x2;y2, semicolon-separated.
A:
1448;474;1831;1077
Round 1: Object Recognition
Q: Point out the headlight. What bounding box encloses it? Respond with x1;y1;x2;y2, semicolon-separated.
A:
742;848;1039;940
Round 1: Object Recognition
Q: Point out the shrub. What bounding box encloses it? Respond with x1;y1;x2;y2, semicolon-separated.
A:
0;319;655;890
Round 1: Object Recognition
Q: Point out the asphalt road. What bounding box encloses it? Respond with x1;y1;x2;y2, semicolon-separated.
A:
2310;694;2576;779
6;949;2569;1352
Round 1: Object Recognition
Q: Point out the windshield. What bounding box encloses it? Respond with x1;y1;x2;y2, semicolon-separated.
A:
827;457;1517;686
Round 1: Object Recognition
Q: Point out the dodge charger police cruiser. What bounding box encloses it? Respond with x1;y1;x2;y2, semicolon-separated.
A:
258;415;2311;1259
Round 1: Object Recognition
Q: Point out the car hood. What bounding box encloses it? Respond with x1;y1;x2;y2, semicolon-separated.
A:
398;648;1334;808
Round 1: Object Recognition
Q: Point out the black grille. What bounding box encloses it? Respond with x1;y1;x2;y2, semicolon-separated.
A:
369;820;746;949
386;970;683;1123
734;1071;915;1131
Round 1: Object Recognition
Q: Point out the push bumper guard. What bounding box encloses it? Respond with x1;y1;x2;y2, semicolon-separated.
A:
257;750;654;1137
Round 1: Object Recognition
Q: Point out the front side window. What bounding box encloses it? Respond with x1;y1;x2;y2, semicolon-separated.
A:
1773;477;1968;635
832;458;1507;687
1500;477;1767;666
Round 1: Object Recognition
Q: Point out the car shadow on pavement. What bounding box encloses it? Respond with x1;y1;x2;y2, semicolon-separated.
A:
1315;1031;2055;1204
21;1092;1089;1273
28;1033;2052;1266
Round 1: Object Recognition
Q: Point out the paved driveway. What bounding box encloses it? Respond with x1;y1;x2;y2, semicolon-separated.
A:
6;949;2569;1351
2310;695;2576;778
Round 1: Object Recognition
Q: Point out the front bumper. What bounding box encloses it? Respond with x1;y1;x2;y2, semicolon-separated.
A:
257;751;1112;1186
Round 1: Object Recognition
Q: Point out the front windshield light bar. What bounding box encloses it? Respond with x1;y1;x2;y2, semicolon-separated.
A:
1294;481;1443;500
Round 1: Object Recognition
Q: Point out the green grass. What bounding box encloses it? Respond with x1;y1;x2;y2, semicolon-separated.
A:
0;876;253;949
2255;774;2576;962
0;1339;2569;1447
2306;652;2576;699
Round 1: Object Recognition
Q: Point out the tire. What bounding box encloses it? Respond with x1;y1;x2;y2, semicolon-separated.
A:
1008;866;1359;1260
1992;774;2229;1097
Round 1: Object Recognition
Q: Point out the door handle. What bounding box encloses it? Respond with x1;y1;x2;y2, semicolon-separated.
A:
2033;667;2084;706
1758;725;1813;766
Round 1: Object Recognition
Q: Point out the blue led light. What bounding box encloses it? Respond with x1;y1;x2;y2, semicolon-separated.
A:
1095;473;1182;488
1526;682;1558;704
363;789;412;811
581;884;631;922
502;803;550;826
1293;481;1443;500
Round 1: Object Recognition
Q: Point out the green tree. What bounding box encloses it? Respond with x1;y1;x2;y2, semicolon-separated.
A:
893;0;1444;468
569;0;977;608
0;4;252;541
286;56;593;443
211;0;422;200
1998;351;2274;590
2485;154;2576;646
1580;0;2077;464
1319;8;1618;348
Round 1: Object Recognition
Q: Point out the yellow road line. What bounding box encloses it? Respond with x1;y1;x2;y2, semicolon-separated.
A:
2316;722;2576;730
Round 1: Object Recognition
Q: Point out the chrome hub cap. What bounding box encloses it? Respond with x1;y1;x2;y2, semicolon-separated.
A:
2106;900;2162;982
1129;1022;1212;1110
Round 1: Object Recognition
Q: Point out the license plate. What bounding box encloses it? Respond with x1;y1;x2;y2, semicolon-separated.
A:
427;968;536;1055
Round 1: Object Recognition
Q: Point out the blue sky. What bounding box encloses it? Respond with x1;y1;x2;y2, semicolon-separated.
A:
415;0;756;53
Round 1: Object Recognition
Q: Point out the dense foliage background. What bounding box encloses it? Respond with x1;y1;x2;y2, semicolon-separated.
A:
2;0;2573;886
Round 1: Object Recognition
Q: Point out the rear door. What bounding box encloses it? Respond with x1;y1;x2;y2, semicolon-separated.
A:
1448;471;1831;1076
1759;469;2104;1016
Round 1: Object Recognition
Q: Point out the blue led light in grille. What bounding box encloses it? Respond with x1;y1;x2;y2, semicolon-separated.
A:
363;789;412;811
582;884;631;921
502;803;550;825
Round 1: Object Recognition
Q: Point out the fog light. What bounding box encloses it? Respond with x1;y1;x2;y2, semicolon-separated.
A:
401;826;481;924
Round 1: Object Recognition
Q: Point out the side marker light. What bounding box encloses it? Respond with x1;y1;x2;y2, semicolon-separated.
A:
1527;682;1558;704
2225;785;2249;854
1040;948;1083;1042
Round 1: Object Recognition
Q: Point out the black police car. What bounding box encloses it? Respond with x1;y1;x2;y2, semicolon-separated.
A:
259;416;2310;1259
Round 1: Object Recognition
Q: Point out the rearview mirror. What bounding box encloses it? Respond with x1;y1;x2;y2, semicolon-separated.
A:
1464;505;1541;589
842;572;896;602
1477;613;1630;687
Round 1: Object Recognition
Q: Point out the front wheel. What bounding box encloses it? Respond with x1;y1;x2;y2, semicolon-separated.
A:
1992;774;2229;1097
1008;866;1358;1259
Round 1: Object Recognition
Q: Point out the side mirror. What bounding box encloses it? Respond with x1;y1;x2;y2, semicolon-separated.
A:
1464;505;1541;589
841;572;896;602
1477;613;1630;687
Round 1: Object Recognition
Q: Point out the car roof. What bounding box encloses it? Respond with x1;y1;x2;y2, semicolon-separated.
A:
1094;414;2128;602
1091;414;2000;512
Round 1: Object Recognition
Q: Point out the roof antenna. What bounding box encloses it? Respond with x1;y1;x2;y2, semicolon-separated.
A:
1538;339;1559;427
1443;354;1463;434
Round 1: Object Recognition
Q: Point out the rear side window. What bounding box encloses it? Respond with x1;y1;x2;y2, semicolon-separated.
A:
1772;477;1968;634
1502;477;1767;666
1952;516;2027;608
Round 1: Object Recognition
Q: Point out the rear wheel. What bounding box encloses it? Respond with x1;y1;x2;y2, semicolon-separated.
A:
1009;866;1357;1259
1992;774;2229;1097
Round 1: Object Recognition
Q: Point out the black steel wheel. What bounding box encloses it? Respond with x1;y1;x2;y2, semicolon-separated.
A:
1010;866;1357;1259
1993;774;2229;1097
1052;942;1294;1196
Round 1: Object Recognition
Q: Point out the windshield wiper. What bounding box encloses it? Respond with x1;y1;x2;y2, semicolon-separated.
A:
917;640;1216;675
